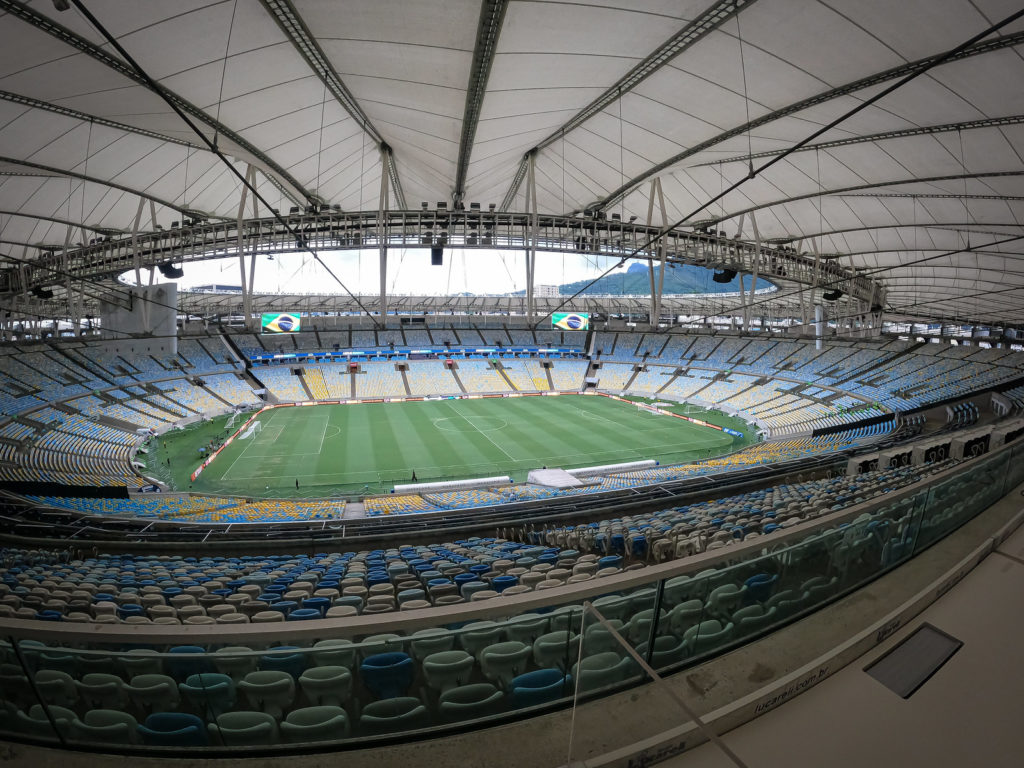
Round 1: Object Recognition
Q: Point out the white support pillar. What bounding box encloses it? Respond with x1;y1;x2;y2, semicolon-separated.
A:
524;153;538;323
815;303;824;350
73;271;85;337
235;166;254;331
247;166;259;327
378;151;390;322
58;230;78;338
646;177;668;329
808;238;823;338
798;282;809;334
746;212;763;332
131;198;146;286
866;280;879;337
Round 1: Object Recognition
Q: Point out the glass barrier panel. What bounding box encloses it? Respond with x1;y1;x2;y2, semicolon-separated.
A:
571;604;692;766
1;448;1020;753
577;604;645;696
918;452;1007;551
1;638;66;745
1006;442;1024;490
13;603;600;750
650;567;715;673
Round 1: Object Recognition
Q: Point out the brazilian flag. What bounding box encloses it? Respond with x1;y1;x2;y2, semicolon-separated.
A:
261;313;301;334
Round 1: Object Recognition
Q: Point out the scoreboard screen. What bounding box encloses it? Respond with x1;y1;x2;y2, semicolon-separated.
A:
551;312;589;331
261;313;301;334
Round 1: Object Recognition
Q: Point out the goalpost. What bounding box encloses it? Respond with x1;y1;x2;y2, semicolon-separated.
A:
239;421;263;440
635;402;665;416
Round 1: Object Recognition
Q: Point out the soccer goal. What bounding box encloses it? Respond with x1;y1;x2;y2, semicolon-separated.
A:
635;402;664;416
239;421;262;440
226;411;240;429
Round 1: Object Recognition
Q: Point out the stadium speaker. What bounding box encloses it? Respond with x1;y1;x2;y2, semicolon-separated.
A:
712;268;737;283
157;261;185;279
823;289;843;301
31;285;54;299
431;247;444;266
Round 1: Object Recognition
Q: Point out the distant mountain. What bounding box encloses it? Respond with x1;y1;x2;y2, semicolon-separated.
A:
548;262;761;296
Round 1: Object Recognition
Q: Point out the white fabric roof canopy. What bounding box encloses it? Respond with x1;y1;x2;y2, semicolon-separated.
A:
0;0;1023;324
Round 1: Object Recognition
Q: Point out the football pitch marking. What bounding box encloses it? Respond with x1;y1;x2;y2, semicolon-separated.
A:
202;394;740;489
573;406;619;425
221;431;729;484
444;402;517;461
432;416;509;433
314;410;328;455
220;417;260;480
221;408;330;480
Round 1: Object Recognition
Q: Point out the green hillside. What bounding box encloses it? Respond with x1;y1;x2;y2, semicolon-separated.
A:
554;262;761;296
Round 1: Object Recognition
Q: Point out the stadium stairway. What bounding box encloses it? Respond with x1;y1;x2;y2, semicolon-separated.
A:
219;333;251;367
237;367;264;394
621;366;642;391
448;364;467;394
95;413;143;434
685;370;721;401
198;382;236;410
494;364;518;392
14;414;48;433
829;343;920;387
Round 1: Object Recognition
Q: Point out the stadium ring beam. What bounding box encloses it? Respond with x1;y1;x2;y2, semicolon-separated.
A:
1;209;883;311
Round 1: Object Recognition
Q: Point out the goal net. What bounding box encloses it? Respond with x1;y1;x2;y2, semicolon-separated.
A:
636;402;664;416
226;411;240;429
239;421;262;440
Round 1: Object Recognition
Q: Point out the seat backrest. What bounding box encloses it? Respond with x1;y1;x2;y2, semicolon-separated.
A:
359;697;427;733
139;712;207;747
73;709;138;745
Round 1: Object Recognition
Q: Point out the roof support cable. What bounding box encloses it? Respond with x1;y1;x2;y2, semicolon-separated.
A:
315;80;327;199
618;86;625;221
68;0;383;327
736;231;1024;332
181;145;192;213
561;130;566;215
534;5;1024;331
815;147;822;253
958;129;972;252
80;119;92;230
736;11;754;179
212;0;240;151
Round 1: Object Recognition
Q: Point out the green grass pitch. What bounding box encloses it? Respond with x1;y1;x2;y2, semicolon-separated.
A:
155;395;749;498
